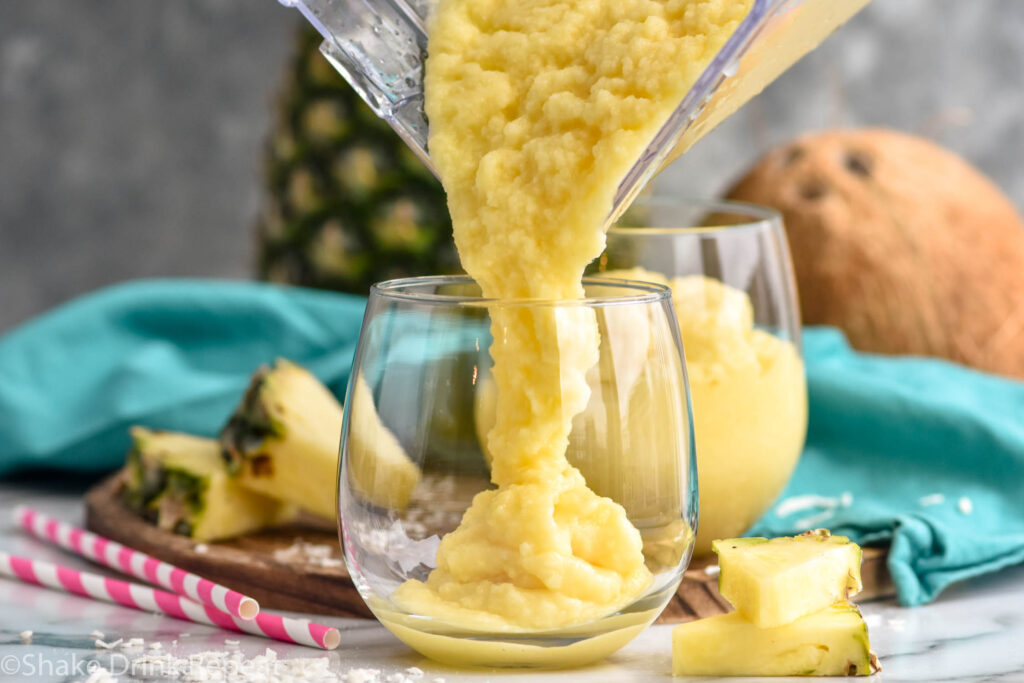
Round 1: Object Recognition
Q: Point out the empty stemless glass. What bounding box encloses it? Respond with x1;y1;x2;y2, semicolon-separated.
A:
338;276;696;668
592;198;807;555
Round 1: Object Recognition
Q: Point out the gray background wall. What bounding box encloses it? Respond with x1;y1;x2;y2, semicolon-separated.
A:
1;0;1022;332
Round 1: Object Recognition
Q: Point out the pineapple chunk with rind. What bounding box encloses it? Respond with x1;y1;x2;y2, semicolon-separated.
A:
672;602;879;677
124;427;297;542
713;529;863;628
221;360;420;519
221;360;345;519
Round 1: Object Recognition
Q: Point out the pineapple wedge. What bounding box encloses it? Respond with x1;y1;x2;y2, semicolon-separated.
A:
221;360;419;519
345;373;422;511
221;360;343;519
713;529;863;628
672;602;879;677
124;427;297;542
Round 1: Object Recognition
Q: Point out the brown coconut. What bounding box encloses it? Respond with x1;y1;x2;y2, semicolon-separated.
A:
725;128;1024;379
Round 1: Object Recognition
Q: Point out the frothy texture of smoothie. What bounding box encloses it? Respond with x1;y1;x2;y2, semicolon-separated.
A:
391;0;753;631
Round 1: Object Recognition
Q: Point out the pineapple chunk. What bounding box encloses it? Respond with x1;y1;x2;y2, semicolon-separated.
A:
713;530;863;628
220;360;343;519
124;427;297;542
672;602;879;677
221;360;419;519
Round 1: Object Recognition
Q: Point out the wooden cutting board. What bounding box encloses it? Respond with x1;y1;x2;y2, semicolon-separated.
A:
85;474;893;624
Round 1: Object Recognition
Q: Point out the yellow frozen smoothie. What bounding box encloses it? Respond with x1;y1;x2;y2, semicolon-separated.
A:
474;269;806;558
668;276;807;553
388;0;754;644
596;269;807;553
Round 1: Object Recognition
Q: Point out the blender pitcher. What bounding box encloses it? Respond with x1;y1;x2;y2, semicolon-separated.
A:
278;0;870;227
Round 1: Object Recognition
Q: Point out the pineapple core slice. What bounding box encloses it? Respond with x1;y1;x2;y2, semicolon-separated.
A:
124;427;297;542
672;602;879;677
713;529;863;628
220;359;420;518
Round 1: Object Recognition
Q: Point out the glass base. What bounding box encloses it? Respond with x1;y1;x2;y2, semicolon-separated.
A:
369;583;679;669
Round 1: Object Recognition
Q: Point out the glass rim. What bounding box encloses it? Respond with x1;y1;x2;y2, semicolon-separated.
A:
610;197;781;235
369;275;672;308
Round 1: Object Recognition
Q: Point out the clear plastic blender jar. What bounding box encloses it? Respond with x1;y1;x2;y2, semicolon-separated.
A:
279;0;870;226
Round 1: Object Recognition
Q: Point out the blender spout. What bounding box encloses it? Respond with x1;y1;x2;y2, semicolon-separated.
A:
278;0;434;170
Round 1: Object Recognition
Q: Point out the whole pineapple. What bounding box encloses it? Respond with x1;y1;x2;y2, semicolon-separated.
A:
257;27;458;294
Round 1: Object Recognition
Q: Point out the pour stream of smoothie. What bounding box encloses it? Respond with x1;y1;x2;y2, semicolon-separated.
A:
391;0;754;630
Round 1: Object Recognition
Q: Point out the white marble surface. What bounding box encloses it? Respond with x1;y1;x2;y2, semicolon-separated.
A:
2;479;1023;682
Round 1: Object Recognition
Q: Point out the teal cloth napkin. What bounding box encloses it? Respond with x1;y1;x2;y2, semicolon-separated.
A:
748;329;1024;606
0;280;365;476
1;280;1022;606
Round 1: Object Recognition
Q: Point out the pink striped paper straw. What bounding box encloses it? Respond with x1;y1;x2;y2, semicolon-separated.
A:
14;506;258;621
0;551;341;650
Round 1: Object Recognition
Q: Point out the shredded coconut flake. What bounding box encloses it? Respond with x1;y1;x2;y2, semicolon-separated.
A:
776;491;856;530
703;565;721;577
194;543;210;554
100;634;434;682
130;648;344;681
82;666;118;683
95;638;123;650
776;494;840;517
273;539;347;569
794;509;835;530
958;497;973;515
19;630;32;644
343;669;383;683
919;493;945;507
122;637;145;650
89;629;105;640
888;617;907;632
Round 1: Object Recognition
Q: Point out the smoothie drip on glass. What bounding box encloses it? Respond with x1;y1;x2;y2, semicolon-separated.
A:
391;0;754;630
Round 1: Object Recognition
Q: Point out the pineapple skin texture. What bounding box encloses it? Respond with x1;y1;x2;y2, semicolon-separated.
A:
672;602;877;677
714;532;863;628
257;28;458;295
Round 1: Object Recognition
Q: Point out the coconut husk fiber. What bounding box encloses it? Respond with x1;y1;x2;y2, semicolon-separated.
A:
726;128;1024;379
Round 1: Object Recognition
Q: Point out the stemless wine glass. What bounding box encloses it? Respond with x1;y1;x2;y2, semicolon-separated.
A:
592;198;807;555
338;276;696;668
